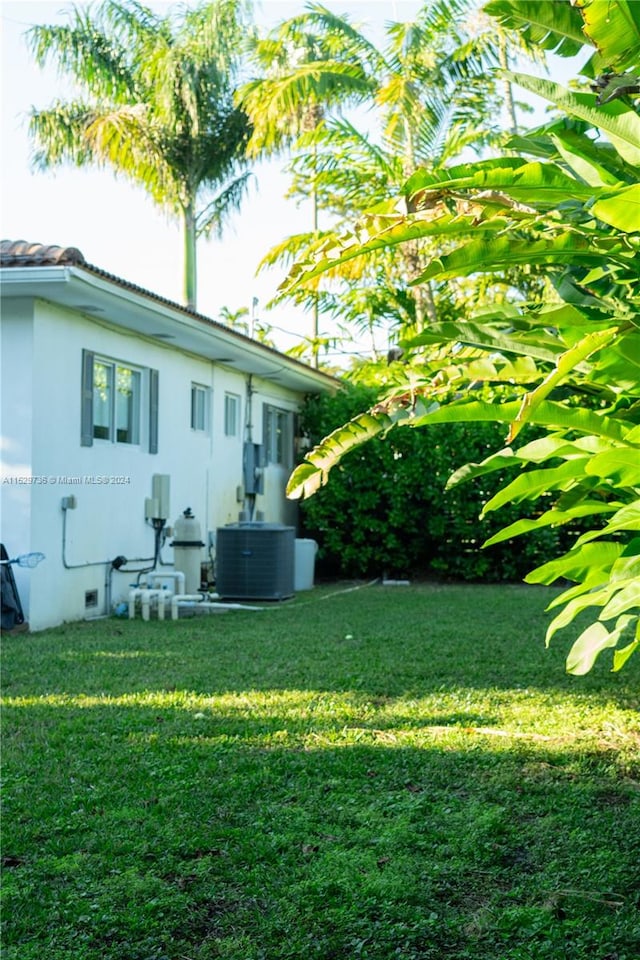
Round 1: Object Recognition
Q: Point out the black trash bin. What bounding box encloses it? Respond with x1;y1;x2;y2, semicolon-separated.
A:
1;543;25;630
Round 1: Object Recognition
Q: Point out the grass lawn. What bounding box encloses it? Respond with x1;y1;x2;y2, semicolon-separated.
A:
2;582;639;960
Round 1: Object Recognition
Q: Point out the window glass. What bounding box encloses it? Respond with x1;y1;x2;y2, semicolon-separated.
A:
191;384;208;431
264;405;292;466
92;357;141;444
116;366;140;443
93;360;113;440
224;393;240;437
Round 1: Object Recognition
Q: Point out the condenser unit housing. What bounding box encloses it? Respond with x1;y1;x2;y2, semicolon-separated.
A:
215;523;295;600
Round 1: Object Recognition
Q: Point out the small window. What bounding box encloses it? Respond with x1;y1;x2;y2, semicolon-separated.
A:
264;404;293;466
224;392;240;437
92;357;140;444
191;384;209;432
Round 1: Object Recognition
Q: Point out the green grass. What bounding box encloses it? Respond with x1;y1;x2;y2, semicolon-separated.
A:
2;582;639;960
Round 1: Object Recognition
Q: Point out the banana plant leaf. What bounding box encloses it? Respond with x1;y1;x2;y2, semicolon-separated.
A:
565;615;635;675
484;0;586;58
577;0;640;74
413;232;635;284
506;73;640;165
591;184;640;232
482;502;620;547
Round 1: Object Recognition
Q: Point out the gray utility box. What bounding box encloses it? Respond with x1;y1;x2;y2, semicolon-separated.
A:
215;523;295;600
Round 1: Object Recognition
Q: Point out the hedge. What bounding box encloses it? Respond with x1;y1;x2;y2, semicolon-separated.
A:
298;384;576;582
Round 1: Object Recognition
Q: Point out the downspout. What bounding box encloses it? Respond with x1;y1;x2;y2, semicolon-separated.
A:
243;374;256;521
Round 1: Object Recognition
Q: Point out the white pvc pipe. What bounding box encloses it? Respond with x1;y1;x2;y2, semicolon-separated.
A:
140;588;173;621
128;588;144;619
129;587;175;620
171;593;207;620
147;571;186;596
171;594;262;620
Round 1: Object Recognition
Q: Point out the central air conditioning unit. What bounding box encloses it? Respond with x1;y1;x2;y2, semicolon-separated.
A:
215;523;295;600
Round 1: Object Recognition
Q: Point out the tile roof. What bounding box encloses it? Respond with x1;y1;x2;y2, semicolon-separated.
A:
0;239;86;267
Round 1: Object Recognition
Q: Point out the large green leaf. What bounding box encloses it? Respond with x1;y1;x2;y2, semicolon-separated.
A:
405;158;603;206
481;458;591;515
279;210;509;294
576;504;640;545
447;447;519;489
525;540;623;584
413;233;633;285
550;129;624;187
405;320;565;364
515;433;614;462
589;334;640;393
411;398;629;441
585;449;640;486
508;326;619;441
611;546;640;582
613;625;640;671
545;553;632;609
546;581;625;641
507;73;640;165
447;434;615;490
483;0;586;58
482;502;620;547
565;615;635;675
576;0;640;73
599;580;640;620
289;396;632;502
287;410;394;500
591;184;640;232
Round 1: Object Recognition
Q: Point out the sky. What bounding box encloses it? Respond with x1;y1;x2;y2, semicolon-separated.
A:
1;0;430;357
1;1;575;359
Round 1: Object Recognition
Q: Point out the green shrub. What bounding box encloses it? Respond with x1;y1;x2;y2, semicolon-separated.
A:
298;385;575;581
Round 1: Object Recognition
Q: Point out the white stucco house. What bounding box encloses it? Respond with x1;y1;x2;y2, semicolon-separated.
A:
0;239;337;630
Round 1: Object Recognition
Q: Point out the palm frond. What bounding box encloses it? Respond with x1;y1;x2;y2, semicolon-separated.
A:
27;17;134;100
301;3;389;72
195;171;254;238
241;60;372;155
29;100;101;168
102;0;166;47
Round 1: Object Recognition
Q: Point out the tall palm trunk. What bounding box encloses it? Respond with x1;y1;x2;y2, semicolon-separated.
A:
312;170;320;368
498;34;518;136
304;102;324;368
183;201;198;311
401;116;435;326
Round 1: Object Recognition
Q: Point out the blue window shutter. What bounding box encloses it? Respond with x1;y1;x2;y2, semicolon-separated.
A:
80;350;94;446
149;368;159;454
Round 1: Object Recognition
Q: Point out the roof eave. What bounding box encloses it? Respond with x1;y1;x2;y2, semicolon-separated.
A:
0;264;340;394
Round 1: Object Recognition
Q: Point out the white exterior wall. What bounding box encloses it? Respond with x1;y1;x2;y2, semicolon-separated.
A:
2;299;307;630
1;300;35;614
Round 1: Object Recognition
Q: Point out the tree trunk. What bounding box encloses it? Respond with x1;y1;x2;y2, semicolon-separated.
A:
183;202;198;311
304;104;324;369
498;36;518;136
312;179;320;368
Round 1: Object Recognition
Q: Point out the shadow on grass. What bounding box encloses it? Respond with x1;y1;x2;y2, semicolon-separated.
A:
2;693;640;960
3;584;639;712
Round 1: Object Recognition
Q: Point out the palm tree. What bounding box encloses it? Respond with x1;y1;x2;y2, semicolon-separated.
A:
240;1;507;347
28;0;253;310
240;6;376;365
